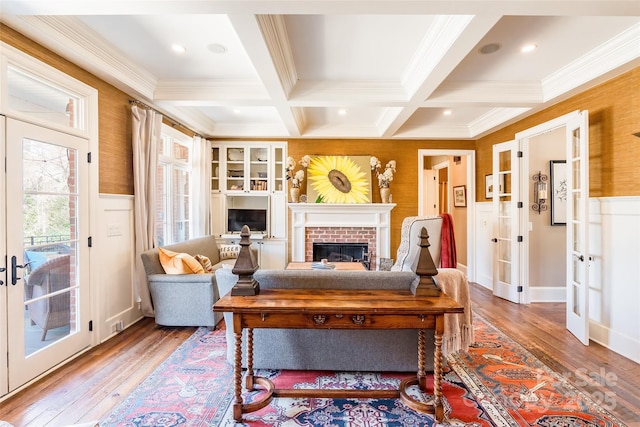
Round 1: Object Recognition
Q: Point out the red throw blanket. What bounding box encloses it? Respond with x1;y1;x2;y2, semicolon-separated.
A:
440;213;457;268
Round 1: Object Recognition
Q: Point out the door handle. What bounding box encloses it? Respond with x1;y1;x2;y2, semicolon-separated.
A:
0;265;5;286
491;238;498;242
11;256;32;285
577;254;585;262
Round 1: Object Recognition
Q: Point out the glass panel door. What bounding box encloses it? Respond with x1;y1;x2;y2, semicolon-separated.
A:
492;140;521;303
5;119;90;391
566;111;590;345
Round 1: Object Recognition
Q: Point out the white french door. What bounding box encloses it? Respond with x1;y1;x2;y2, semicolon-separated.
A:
566;111;590;345
492;140;522;303
3;118;91;392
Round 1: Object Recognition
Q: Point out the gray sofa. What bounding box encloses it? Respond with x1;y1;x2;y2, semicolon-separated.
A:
216;268;438;372
141;235;235;328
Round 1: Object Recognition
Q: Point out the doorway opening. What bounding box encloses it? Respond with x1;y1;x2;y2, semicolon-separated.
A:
418;149;475;280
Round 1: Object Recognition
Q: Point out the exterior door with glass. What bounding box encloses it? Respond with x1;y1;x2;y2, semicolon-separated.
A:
492;140;522;303
4;118;91;392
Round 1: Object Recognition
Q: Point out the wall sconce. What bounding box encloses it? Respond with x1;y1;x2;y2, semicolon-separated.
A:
532;171;548;213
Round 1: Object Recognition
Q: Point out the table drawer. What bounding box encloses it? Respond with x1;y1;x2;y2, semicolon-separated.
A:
241;313;436;329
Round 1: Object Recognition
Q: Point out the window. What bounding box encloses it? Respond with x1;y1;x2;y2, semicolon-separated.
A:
156;125;192;245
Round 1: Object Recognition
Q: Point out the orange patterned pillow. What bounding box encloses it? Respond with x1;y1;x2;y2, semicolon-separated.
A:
194;254;213;273
158;247;204;274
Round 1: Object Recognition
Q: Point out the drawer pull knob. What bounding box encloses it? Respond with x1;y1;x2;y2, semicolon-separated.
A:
313;314;327;325
351;315;365;325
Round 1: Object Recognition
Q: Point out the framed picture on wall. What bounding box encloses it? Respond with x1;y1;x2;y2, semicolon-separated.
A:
485;173;505;199
453;185;467;207
550;160;567;225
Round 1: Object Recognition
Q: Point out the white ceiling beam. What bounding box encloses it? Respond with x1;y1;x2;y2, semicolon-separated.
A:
381;14;502;138
3;1;640;16
227;13;303;136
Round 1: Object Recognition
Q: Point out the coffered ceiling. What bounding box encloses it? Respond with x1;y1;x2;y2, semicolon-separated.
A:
2;1;639;140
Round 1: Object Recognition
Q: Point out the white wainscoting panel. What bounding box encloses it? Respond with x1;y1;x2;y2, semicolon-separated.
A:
588;196;640;363
474;202;493;290
97;194;141;342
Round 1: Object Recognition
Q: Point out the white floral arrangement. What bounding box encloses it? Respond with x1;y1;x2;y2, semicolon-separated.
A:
371;157;396;188
286;155;310;188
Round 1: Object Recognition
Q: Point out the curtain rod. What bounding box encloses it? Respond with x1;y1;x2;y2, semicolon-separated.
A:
129;99;202;138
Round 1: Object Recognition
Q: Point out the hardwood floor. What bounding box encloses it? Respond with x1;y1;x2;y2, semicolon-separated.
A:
1;282;638;426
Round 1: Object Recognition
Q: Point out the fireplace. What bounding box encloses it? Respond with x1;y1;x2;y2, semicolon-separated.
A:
313;242;370;269
288;203;395;270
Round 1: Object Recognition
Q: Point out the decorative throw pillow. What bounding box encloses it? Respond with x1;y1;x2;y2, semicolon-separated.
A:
219;244;241;260
158;247;204;274
194;254;213;273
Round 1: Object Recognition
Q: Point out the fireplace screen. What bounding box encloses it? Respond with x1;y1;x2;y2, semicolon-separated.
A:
312;243;369;266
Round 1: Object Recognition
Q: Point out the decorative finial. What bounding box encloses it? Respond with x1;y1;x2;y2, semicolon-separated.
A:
231;225;260;296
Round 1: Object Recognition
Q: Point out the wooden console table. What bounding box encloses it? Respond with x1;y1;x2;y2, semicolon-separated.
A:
213;288;464;422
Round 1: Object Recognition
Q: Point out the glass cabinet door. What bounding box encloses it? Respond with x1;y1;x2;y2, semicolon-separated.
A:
248;146;269;192
272;145;285;193
211;146;220;191
226;147;246;191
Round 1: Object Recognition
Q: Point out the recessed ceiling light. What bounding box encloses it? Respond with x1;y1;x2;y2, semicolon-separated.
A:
338;109;347;116
443;109;452;116
171;44;186;54
233;108;241;114
521;43;538;53
208;43;228;54
479;43;501;54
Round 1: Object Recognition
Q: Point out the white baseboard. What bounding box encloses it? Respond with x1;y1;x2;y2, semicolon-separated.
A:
590;320;640;364
529;286;566;302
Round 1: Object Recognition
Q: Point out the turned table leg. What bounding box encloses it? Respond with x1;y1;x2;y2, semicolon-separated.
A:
245;328;255;390
233;330;243;421
433;314;444;421
418;329;427;390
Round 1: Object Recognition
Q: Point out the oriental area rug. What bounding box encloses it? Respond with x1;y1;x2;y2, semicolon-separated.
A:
100;315;628;427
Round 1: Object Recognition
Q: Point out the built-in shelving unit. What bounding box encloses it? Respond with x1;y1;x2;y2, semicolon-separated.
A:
211;141;287;269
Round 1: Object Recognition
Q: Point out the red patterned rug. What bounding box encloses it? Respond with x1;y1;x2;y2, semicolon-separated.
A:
101;315;628;426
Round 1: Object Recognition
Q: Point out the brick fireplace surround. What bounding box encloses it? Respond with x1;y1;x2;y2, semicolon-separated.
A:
306;227;376;267
288;203;396;270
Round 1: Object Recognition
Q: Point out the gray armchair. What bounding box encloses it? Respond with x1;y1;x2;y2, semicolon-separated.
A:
140;236;235;328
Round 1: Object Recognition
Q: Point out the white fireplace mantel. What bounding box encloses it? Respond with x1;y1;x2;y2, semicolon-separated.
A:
288;203;396;267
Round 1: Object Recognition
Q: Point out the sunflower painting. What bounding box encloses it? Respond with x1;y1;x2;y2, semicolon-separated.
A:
306;155;372;203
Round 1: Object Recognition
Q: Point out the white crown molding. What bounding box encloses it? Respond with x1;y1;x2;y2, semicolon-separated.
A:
154;80;270;103
211;122;289;138
3;15;158;100
288;81;407;106
468;107;532;137
427;81;543;106
542;22;640;102
392;123;473;139
256;14;298;97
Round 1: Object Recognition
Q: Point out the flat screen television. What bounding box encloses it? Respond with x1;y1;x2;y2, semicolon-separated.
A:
227;208;267;233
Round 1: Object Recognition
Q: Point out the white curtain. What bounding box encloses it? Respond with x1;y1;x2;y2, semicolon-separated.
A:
191;135;211;237
131;105;162;317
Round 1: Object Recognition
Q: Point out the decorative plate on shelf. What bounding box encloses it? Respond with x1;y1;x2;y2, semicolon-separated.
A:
228;148;244;161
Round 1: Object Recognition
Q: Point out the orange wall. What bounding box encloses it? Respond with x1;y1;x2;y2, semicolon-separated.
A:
285;139;475;255
476;67;640;201
1;23;135;195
